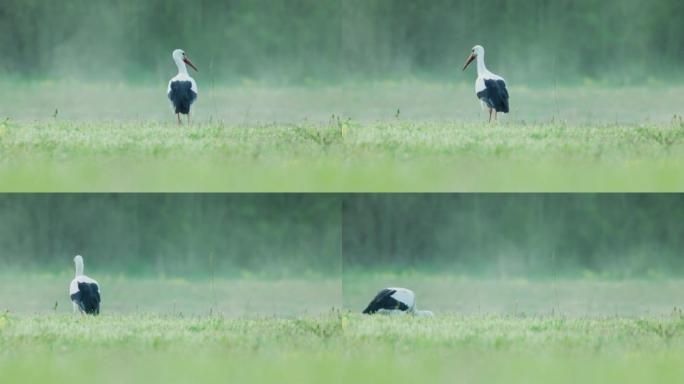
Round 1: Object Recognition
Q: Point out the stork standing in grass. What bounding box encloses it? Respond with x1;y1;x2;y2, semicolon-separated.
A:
168;49;198;125
362;287;434;317
462;45;509;122
69;255;101;315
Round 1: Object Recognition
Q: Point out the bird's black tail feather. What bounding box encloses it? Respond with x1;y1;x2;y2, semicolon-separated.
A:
77;282;100;315
169;81;197;115
362;289;398;314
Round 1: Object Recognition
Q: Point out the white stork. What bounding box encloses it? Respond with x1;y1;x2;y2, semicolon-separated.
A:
462;45;510;122
168;48;198;125
69;255;101;315
362;287;434;317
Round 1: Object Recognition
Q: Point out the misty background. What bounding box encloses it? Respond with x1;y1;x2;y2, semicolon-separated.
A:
2;0;683;85
343;194;684;278
1;194;684;279
0;194;341;277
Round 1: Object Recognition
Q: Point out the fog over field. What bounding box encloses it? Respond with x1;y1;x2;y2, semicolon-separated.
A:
3;84;684;124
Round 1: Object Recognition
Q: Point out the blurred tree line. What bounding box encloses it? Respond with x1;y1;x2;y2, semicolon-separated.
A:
0;194;341;277
343;195;684;278
3;194;684;278
1;0;682;84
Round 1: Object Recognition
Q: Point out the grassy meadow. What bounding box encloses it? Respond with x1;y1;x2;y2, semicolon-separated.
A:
3;276;684;383
1;84;684;191
4;314;684;384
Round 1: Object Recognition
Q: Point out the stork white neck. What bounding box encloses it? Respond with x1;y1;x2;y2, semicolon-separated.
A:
414;310;434;317
408;299;434;317
74;255;84;277
475;51;488;77
174;56;189;76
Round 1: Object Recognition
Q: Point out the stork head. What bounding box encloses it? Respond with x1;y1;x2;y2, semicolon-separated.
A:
73;255;84;276
415;310;435;317
172;49;198;72
463;45;484;71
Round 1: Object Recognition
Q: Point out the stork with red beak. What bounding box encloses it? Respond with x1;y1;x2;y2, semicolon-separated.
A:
167;49;198;125
463;45;509;122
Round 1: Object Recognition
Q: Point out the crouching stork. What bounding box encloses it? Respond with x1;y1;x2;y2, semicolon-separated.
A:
463;45;509;122
168;49;198;125
69;255;101;315
362;287;434;317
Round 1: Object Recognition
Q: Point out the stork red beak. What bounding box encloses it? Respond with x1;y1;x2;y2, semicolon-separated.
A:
462;53;476;71
183;57;198;72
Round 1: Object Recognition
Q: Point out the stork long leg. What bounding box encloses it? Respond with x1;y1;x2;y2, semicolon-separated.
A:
488;108;493;123
177;113;181;125
494;111;498;122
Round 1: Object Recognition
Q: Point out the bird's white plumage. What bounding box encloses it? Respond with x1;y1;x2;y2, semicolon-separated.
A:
69;255;100;296
167;73;198;95
475;72;504;93
470;46;505;88
386;287;416;310
367;287;434;317
414;310;434;317
468;45;506;110
69;275;100;296
168;49;198;94
462;45;510;121
376;308;409;316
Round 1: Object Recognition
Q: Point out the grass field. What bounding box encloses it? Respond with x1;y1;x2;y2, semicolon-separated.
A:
3;311;684;383
3;275;684;383
2;83;684;191
0;274;341;316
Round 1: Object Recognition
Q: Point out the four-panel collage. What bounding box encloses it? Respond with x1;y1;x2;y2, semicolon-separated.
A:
2;1;684;383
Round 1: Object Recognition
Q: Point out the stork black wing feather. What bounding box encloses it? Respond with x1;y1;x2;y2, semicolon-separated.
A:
362;289;409;314
362;289;395;314
168;81;197;115
77;282;101;315
477;79;510;113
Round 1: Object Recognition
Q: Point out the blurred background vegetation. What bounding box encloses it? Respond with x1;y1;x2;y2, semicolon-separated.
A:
1;0;682;85
3;194;684;279
343;194;684;278
0;194;341;277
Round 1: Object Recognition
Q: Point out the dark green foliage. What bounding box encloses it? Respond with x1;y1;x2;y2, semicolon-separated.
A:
342;195;684;277
1;0;682;84
0;0;342;83
3;194;684;277
0;194;341;276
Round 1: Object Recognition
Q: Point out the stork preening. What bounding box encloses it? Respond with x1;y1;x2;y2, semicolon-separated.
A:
463;45;509;122
362;287;434;317
69;255;101;315
168;49;198;125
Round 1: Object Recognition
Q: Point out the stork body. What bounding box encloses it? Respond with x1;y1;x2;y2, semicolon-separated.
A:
69;255;101;315
362;287;434;317
167;49;198;125
463;45;509;122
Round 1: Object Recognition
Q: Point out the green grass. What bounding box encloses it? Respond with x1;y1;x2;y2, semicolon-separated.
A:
3;312;684;383
2;119;684;192
0;274;341;316
3;276;684;382
2;84;684;191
